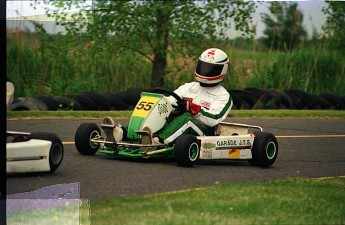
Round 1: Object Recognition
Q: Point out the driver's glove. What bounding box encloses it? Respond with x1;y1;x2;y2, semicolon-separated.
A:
166;96;178;107
186;101;201;115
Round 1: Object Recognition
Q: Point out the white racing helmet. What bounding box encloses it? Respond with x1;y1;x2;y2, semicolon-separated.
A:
194;48;229;86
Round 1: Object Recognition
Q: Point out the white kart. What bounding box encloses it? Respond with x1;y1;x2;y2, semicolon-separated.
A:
7;131;64;173
75;88;278;167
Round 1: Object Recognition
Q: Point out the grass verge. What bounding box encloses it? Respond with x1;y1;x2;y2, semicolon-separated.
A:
7;199;91;225
7;109;345;119
89;177;345;225
7;177;344;225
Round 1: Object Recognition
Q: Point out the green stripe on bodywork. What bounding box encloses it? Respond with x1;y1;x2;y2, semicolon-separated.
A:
100;147;174;158
100;149;146;158
141;92;162;98
127;116;145;139
200;95;232;119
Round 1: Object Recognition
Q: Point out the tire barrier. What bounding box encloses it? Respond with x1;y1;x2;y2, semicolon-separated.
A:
9;97;49;111
8;87;345;111
52;96;83;110
79;91;112;111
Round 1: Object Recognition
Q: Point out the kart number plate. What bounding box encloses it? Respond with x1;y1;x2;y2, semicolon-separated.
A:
132;96;160;118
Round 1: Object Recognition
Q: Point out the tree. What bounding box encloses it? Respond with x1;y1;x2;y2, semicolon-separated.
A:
322;1;345;52
261;2;307;51
42;0;255;88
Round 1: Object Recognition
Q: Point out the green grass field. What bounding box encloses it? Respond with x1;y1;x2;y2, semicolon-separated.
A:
7;177;345;225
89;177;345;225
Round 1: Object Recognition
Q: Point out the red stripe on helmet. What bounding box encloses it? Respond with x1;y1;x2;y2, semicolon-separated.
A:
194;73;225;81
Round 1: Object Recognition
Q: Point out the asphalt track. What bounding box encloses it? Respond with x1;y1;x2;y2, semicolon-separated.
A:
6;117;345;201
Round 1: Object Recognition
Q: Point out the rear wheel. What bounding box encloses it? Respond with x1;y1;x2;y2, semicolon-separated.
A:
75;123;101;155
248;131;278;167
29;132;64;172
174;134;199;167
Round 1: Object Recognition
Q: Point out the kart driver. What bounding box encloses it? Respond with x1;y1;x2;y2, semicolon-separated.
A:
103;48;232;144
156;48;233;144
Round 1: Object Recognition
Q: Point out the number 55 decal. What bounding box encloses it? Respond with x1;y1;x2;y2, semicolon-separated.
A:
136;101;154;111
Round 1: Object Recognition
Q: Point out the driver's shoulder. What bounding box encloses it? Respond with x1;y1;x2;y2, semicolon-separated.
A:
209;84;229;95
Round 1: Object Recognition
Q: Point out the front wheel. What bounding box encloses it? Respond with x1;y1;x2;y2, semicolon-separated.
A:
75;123;101;155
29;132;64;172
174;134;200;167
248;131;278;167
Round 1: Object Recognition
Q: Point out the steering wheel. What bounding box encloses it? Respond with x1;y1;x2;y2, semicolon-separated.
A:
151;87;187;115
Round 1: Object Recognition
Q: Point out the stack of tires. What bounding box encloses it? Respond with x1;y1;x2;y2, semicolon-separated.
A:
9;88;145;111
8;87;345;111
228;88;345;110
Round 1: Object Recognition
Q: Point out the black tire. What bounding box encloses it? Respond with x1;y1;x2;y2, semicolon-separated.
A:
278;90;293;109
253;88;281;109
34;95;60;111
318;95;333;109
80;91;112;111
284;89;318;109
121;88;144;105
52;96;83;110
99;92;129;110
174;134;200;167
341;96;345;109
9;97;49;111
243;87;267;109
235;90;257;109
227;90;242;109
75;123;101;155
29;132;64;172
319;93;344;110
66;94;99;110
248;131;278;168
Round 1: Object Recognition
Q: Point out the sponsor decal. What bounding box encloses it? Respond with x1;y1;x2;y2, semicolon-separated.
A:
201;149;212;159
200;100;211;109
157;103;168;115
228;149;240;158
217;139;251;147
202;142;216;150
203;49;216;61
187;87;198;94
201;142;215;159
208;49;215;55
205;91;217;99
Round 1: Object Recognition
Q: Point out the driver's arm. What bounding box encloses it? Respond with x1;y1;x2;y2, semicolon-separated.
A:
166;96;178;107
174;83;233;127
195;91;232;127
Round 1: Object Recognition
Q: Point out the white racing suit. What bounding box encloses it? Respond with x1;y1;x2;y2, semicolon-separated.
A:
157;82;233;144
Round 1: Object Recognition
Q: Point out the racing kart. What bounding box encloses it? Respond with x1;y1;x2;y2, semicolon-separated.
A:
75;88;278;167
7;131;64;173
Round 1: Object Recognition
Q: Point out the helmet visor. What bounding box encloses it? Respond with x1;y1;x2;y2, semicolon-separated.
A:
196;60;224;77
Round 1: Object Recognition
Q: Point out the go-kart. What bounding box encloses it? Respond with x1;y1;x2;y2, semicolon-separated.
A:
75;88;278;167
7;131;64;173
